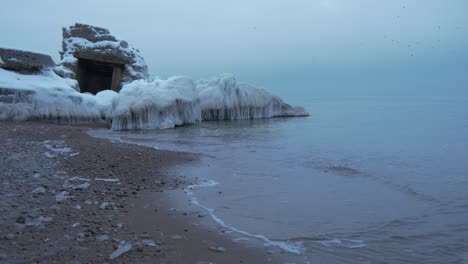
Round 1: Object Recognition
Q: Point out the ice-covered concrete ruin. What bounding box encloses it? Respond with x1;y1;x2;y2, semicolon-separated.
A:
55;23;148;94
0;23;308;130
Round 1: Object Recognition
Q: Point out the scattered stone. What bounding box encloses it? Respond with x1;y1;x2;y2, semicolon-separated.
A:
55;191;70;202
14;223;25;231
94;178;120;182
141;239;157;247
16;216;26;224
32;187;46;194
63;182;90;190
97;234;109;242
4;233;15;240
69;177;91;182
44;152;55;158
208;245;226;253
25;216;52;226
77;232;85;241
71;222;80;228
50;205;61;211
99;202;109;209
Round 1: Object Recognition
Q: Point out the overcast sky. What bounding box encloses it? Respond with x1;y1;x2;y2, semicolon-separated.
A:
1;0;467;99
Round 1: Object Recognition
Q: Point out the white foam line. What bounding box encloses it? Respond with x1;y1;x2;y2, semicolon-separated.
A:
184;180;302;255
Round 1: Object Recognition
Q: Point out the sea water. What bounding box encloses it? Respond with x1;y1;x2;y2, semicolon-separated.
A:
90;96;468;263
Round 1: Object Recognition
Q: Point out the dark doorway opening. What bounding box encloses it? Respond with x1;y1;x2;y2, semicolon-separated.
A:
77;59;124;94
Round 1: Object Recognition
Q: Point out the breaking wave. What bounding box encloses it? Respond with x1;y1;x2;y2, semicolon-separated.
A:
184;180;303;255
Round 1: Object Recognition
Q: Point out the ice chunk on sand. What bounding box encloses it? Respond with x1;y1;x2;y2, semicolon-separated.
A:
109;241;132;260
99;202;109;209
141;239;157;247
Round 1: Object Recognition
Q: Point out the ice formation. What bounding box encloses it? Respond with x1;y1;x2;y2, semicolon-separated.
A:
0;68;108;124
197;74;308;120
0;68;308;130
111;76;201;130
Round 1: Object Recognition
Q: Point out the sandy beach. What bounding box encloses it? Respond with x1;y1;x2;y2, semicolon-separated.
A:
0;121;281;263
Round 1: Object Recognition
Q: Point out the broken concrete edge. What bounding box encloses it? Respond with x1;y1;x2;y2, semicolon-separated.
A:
0;47;56;72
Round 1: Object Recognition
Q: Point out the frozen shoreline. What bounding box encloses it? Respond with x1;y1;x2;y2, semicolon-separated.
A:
0;121;293;263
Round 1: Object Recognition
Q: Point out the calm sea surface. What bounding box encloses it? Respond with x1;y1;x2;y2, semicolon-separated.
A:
91;96;468;263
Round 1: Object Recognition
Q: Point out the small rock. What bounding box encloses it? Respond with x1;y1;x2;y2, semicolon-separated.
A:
44;152;55;158
14;223;25;231
32;187;46;194
141;239;157;247
55;191;70;202
5;233;15;240
208;245;225;253
16;216;26;224
97;234;109;242
77;232;85;241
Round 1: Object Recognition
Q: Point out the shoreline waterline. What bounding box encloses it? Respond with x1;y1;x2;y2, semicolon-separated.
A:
88;96;468;264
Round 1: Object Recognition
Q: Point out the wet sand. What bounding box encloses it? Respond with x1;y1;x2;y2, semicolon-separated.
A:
0;121;281;263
